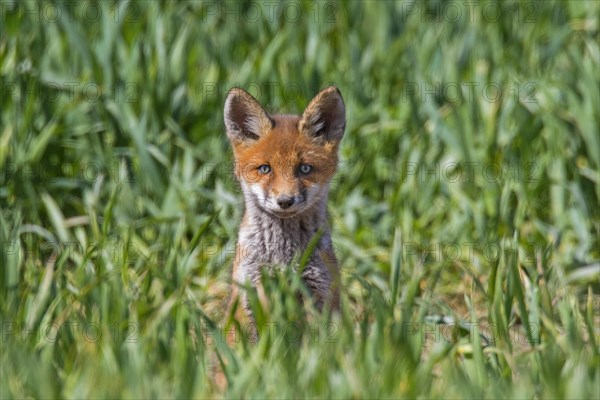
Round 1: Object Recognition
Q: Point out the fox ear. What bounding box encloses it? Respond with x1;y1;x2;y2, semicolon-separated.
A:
224;88;273;142
299;86;346;143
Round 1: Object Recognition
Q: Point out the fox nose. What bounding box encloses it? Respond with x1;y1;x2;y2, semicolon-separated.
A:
276;195;295;209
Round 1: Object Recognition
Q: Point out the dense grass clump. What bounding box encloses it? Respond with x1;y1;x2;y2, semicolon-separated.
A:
1;1;599;398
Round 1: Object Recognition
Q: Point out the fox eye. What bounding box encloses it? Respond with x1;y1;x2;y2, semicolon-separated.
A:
299;164;313;174
258;164;271;174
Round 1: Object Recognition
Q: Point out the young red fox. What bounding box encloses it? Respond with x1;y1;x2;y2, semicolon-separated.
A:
224;86;345;333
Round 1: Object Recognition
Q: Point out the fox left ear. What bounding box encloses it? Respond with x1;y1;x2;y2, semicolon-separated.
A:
299;86;346;143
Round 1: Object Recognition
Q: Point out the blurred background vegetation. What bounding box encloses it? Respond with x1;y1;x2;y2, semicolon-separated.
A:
1;0;599;398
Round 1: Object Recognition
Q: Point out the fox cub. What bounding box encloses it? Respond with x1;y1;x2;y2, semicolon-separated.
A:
224;86;345;329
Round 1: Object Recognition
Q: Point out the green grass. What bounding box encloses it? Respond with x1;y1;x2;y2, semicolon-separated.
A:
1;0;599;398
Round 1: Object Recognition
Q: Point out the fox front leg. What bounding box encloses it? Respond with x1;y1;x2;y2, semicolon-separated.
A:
301;257;339;312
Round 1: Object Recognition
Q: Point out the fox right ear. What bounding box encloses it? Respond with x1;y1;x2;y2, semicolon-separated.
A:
224;88;273;143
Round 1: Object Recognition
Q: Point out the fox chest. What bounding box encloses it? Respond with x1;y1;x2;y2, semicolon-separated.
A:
237;219;315;265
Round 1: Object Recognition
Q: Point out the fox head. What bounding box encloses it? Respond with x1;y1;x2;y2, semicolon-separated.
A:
224;86;346;218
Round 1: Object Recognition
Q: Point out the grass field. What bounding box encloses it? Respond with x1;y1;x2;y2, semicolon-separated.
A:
1;0;599;398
